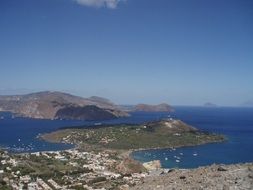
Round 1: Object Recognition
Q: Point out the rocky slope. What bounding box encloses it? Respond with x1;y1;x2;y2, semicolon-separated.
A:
0;91;128;120
55;105;117;120
131;163;253;190
145;119;197;133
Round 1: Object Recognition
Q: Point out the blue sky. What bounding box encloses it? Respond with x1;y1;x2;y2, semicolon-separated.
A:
0;0;252;106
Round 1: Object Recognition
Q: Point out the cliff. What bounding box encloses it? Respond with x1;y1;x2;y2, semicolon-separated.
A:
55;105;117;120
131;163;253;190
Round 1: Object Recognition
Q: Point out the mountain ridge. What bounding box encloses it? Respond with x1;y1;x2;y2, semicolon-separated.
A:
0;91;128;120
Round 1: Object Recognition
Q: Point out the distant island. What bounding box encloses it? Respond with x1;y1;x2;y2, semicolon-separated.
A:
120;103;173;113
241;101;253;107
204;102;218;107
0;91;174;121
132;103;173;112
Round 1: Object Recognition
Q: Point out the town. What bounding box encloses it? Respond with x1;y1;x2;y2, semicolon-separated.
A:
0;119;227;190
0;148;157;190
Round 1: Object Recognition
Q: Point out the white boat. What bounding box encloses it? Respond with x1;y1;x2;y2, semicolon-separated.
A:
176;159;180;163
193;153;198;156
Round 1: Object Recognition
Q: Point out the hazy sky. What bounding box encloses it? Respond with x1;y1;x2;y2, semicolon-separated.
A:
0;0;252;106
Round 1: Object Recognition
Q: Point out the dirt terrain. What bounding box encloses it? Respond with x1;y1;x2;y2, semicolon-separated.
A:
131;163;253;190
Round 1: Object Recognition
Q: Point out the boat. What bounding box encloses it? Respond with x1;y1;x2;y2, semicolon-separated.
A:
176;159;180;163
193;153;198;156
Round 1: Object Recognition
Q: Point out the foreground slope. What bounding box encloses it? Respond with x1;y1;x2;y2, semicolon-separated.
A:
131;163;253;190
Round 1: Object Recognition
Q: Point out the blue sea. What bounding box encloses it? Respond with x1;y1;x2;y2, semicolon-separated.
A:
0;107;253;169
132;107;253;168
0;111;168;153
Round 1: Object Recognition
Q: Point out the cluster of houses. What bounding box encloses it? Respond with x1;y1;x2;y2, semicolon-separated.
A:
0;149;151;190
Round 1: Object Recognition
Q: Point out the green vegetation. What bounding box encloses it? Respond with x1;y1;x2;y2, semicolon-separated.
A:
11;154;81;184
0;120;226;190
42;120;225;151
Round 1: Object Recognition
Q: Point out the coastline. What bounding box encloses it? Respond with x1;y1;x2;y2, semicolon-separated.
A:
1;145;252;190
39;120;226;170
1;120;251;190
42;137;227;171
19;137;253;190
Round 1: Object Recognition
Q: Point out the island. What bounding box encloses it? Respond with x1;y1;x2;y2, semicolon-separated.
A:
0;91;175;121
132;103;173;112
0;91;128;120
241;101;253;107
204;102;218;107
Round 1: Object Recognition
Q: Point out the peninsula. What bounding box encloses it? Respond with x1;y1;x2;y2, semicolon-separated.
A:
41;119;224;152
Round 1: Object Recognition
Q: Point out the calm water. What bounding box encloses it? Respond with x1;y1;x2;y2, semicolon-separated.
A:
132;107;253;168
0;107;253;169
0;111;168;153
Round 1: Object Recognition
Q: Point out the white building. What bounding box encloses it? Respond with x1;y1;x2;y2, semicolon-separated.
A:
28;182;41;190
48;179;62;189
